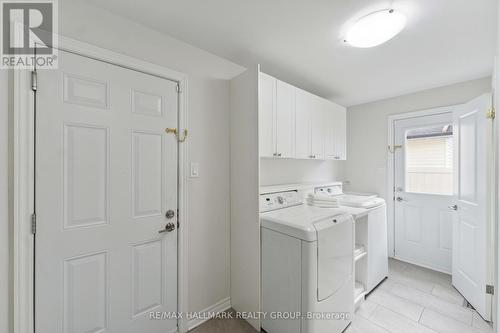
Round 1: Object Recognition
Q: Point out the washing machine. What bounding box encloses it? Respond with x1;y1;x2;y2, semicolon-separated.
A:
260;189;355;333
314;183;388;294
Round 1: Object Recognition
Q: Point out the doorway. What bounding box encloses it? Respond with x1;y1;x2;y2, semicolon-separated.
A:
388;94;494;321
34;48;181;333
393;112;455;273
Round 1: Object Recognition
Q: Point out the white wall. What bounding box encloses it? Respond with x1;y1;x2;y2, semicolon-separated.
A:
0;1;245;329
344;77;492;201
260;159;345;186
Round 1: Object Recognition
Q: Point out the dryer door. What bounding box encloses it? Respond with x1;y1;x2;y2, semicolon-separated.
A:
314;214;354;301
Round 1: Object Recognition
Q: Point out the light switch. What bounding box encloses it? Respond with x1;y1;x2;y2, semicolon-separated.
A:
190;162;200;178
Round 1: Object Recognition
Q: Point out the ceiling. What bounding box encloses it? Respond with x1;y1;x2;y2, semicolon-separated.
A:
84;0;497;106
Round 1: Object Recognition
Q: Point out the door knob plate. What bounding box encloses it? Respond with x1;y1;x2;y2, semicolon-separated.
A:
165;210;175;219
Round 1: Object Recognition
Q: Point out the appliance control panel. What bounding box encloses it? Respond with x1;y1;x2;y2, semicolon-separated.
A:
259;190;303;212
315;184;343;196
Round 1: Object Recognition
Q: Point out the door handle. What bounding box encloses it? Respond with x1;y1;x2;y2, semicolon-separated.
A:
448;204;458;211
396;197;405;202
159;222;176;234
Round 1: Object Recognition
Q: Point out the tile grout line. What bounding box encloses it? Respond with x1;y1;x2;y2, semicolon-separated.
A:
386;260;490;330
361;304;393;333
385;282;475;327
368;302;440;333
418;306;425;324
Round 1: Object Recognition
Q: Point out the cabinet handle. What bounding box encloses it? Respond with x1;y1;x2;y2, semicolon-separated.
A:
277;153;282;157
273;153;277;157
310;155;316;159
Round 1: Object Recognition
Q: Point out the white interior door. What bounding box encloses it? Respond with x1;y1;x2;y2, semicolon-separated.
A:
452;94;492;320
36;49;178;333
394;112;455;273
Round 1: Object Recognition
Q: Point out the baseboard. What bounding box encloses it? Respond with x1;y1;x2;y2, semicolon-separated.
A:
187;297;232;331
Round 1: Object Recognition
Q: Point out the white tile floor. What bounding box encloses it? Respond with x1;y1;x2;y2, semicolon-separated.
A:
346;258;494;333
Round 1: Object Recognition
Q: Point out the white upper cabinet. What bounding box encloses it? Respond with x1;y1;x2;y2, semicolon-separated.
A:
324;102;347;160
294;88;313;159
310;97;325;159
334;105;347;160
323;102;336;159
276;80;295;158
259;72;346;161
259;73;276;158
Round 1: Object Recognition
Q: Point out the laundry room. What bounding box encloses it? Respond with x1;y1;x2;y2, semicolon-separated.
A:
0;1;499;333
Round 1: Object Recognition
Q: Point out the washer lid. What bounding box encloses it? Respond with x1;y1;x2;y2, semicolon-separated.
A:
260;205;365;241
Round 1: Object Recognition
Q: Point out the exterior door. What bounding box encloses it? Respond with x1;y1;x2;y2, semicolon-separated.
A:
452;94;492;320
36;49;178;333
394;112;455;273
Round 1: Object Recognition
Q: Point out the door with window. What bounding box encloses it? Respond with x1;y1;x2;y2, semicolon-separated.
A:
36;49;179;333
394;112;455;273
451;94;492;320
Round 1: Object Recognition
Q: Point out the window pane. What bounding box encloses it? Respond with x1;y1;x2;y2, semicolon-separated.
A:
405;125;453;195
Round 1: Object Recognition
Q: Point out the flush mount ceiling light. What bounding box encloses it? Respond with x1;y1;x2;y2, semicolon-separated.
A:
344;9;407;48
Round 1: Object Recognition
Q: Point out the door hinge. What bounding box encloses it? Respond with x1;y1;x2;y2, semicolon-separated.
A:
31;71;37;91
176;83;182;93
486;108;495;120
177;209;180;228
31;213;36;234
486;284;494;295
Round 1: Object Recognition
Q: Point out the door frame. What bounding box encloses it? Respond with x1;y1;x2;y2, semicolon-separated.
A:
386;105;458;261
12;35;190;333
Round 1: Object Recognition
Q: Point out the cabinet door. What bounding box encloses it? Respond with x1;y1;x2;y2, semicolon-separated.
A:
310;96;324;159
323;103;336;159
334;105;347;160
324;103;347;160
259;73;276;157
294;88;312;159
276;80;295;158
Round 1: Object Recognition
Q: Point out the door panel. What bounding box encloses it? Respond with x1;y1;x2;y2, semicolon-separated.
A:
324;103;336;159
132;239;164;317
259;73;276;157
63;251;108;333
335;107;347;160
36;49;178;333
310;97;324;159
324;103;347;161
132;131;163;218
295;88;312;159
394;113;454;273
276;80;295;158
64;124;109;228
452;94;491;320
